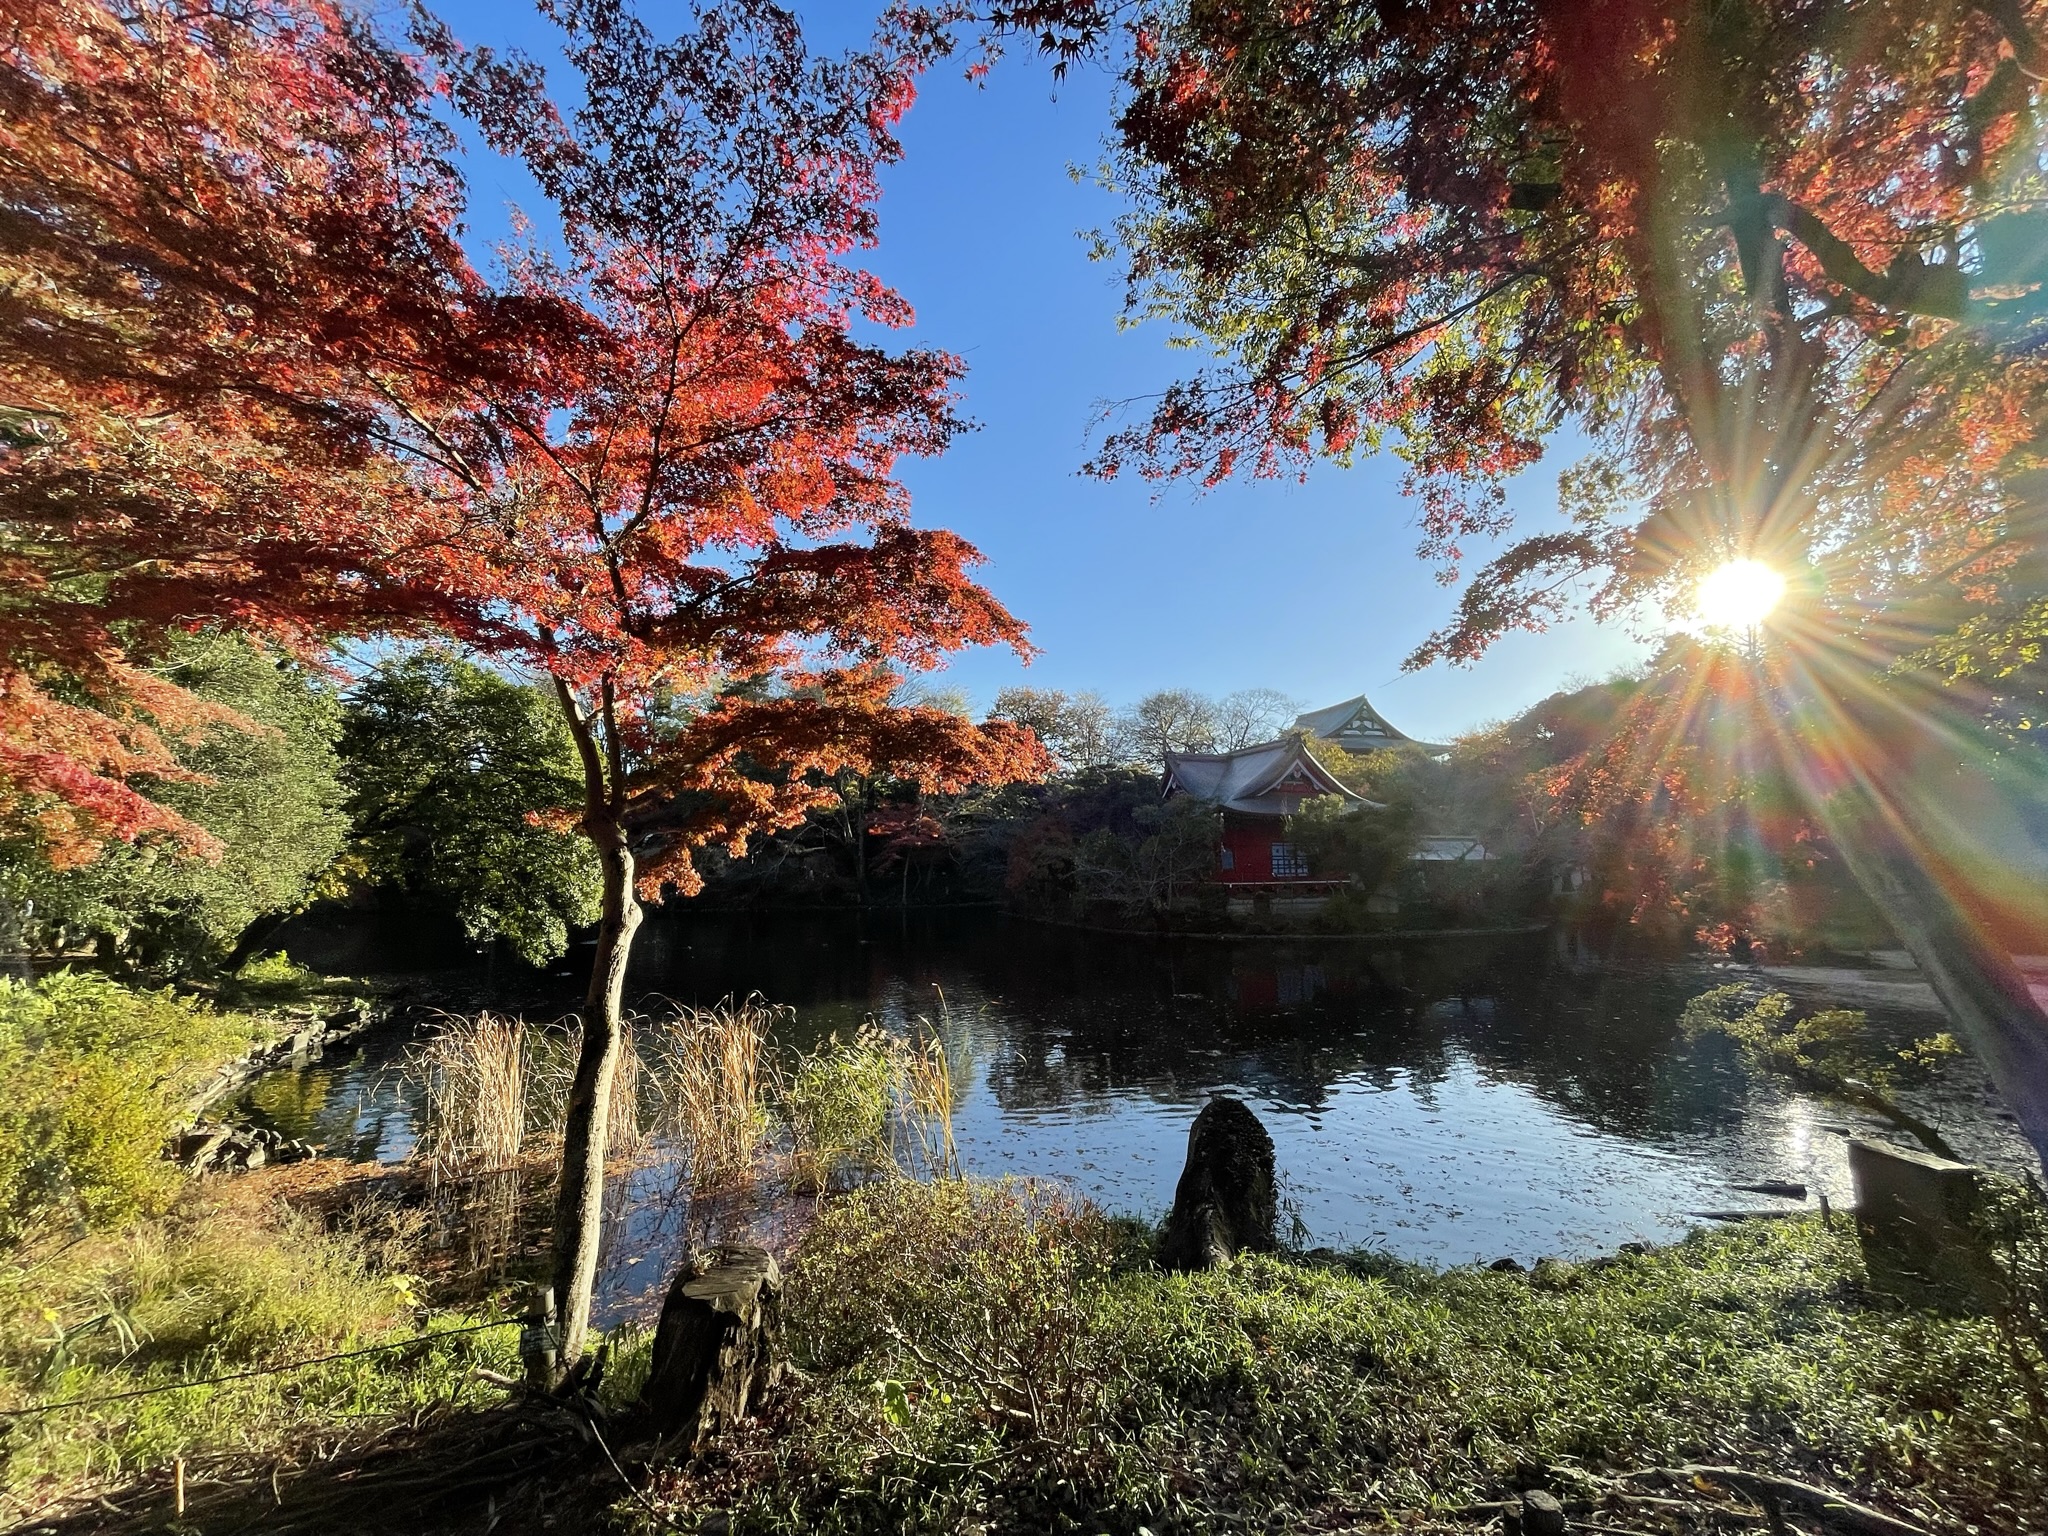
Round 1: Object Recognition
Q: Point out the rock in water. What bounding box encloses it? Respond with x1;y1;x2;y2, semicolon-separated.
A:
636;1246;785;1454
1159;1097;1277;1270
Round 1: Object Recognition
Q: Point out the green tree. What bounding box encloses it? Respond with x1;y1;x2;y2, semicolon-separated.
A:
1073;793;1220;912
1287;786;1418;897
1;634;347;974
339;653;602;967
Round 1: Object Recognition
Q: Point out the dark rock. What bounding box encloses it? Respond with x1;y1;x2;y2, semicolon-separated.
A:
170;1130;228;1170
167;1122;316;1174
1617;1241;1649;1257
1522;1489;1566;1536
1488;1256;1525;1273
1158;1097;1277;1271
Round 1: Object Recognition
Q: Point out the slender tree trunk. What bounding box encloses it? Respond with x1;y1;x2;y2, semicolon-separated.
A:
1815;803;2048;1174
551;815;641;1370
549;675;645;1373
854;789;869;902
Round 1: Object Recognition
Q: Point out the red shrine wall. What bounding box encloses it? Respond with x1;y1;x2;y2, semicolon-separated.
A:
1218;815;1318;881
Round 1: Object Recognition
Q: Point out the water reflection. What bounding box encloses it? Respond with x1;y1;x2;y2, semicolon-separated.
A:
243;909;2031;1308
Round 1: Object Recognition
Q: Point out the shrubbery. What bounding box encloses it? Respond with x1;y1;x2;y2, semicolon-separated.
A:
676;1185;2043;1536
0;971;263;1240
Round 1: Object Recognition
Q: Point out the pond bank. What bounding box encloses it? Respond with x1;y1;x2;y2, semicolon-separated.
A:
13;1182;2042;1536
237;911;2043;1280
6;949;2041;1533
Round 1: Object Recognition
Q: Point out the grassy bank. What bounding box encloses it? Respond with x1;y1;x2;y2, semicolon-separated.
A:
0;967;519;1527
639;1181;2042;1536
0;1166;522;1524
5;973;2039;1534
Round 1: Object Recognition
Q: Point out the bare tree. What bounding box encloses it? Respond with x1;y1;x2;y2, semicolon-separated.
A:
1215;688;1303;749
896;677;973;717
991;686;1117;771
1115;689;1222;763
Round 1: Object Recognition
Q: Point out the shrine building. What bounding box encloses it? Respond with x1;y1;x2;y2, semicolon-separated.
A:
1161;692;1437;894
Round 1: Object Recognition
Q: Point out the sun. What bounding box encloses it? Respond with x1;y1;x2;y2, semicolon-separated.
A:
1695;559;1786;631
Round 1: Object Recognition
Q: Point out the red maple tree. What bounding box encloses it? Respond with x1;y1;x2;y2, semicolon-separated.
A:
0;0;505;862
398;0;1047;1364
4;0;1049;1357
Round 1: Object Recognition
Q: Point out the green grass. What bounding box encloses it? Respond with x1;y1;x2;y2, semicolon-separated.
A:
215;950;361;1011
0;1181;521;1523
646;1181;2042;1536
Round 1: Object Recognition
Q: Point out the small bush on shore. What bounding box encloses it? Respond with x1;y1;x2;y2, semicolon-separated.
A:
667;1185;2041;1536
0;971;266;1240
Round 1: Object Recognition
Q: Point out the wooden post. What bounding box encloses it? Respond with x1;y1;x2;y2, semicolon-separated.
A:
520;1285;559;1390
635;1246;784;1455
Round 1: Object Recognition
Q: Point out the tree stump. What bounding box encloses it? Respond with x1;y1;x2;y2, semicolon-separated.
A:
1848;1139;1996;1309
1159;1096;1277;1270
635;1245;784;1454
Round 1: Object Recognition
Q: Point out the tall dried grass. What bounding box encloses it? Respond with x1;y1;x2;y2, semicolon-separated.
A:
896;1029;959;1180
641;994;784;1188
522;1017;644;1158
403;1012;642;1269
405;994;969;1238
409;1014;526;1189
405;1014;526;1268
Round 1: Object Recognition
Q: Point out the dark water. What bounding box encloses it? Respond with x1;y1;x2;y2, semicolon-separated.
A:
239;909;2030;1318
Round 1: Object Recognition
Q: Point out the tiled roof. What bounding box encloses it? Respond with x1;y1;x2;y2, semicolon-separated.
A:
1163;737;1378;816
1294;694;1448;755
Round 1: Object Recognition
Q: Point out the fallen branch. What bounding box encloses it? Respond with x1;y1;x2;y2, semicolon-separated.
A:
1631;1466;1934;1536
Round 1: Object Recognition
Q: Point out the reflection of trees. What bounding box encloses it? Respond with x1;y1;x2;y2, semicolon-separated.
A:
234;1041;421;1162
1443;967;1757;1143
619;909;1769;1148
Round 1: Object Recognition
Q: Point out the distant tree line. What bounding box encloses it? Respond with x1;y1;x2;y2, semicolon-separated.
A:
986;684;1304;770
1;647;1950;967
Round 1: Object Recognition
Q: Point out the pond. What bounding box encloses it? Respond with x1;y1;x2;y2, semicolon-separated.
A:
238;909;2033;1323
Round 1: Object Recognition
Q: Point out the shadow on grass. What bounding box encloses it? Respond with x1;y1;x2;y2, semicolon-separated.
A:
15;1399;621;1536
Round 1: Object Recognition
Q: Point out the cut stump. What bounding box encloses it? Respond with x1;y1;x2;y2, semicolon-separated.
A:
1159;1096;1277;1270
635;1245;784;1454
1847;1139;1996;1310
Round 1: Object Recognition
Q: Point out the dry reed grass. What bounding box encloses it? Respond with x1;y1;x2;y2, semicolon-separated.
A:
640;993;785;1189
408;1014;526;1188
402;1012;642;1269
896;1029;959;1180
521;1017;644;1158
404;995;967;1250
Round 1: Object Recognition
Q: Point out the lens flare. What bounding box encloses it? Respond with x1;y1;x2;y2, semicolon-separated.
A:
1696;559;1786;631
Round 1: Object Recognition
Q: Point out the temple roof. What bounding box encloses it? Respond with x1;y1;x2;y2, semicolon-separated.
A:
1164;737;1379;817
1293;693;1449;755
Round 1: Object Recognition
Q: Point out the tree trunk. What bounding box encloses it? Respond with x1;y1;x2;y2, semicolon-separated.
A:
548;673;645;1376
1816;805;2048;1175
854;791;869;902
635;1245;784;1454
551;813;641;1372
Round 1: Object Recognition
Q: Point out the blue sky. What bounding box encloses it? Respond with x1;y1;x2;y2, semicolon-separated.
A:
427;1;1648;742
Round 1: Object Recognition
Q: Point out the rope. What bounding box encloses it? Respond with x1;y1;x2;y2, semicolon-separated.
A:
1;1316;527;1419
